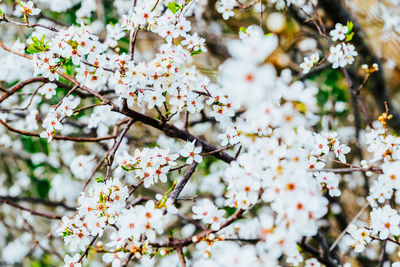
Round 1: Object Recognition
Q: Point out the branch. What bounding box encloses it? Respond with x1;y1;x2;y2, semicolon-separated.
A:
105;119;135;180
0;118;117;142
113;105;236;164
171;162;198;203
0;196;75;211
151;208;245;248
0;197;62;220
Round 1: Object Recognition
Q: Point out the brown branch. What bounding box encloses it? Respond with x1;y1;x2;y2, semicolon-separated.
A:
171;162;198;203
176;213;206;230
151;208;245;248
129;27;140;61
128;180;145;196
113;105;236;164
0;77;44;104
235;0;260;9
10;83;44;111
105;119;135;180
0;195;75;211
1;16;59;32
177;247;186;267
77;234;99;263
0;118;117;142
0;197;62;220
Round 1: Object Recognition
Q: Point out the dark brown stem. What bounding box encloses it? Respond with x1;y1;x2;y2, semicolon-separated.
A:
0;197;62;220
171;162;198;203
105;119;135;180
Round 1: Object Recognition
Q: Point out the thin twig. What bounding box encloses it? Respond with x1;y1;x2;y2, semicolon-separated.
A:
329;203;369;251
171;162;198;203
0;197;62;220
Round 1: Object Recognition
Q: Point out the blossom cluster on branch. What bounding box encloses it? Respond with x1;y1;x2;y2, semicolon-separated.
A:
1;0;400;266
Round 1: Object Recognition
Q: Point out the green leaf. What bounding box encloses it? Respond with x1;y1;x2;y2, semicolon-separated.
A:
27;35;48;54
168;229;174;237
168;2;181;14
346;21;353;33
21;136;37;153
121;165;130;171
239;26;247;34
62;229;72;238
345;32;354;42
95;177;105;183
191;49;202;56
36;179;50;198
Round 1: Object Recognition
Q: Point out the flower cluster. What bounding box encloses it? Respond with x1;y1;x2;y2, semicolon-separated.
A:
117;147;178;188
327;23;358;69
32;26;104;83
346;224;372;253
300;52;319;74
192;199;226;230
40;96;81;142
58;179;128;252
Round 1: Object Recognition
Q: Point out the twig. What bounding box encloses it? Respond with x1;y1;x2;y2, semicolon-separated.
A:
105;119;135;180
0;195;75;211
329;203;369;251
0;118;117;142
177;247;186;267
0;197;62;220
171;162;198;203
77;234;99;263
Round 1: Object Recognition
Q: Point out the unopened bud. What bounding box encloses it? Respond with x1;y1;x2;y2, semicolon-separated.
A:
208;233;215;240
96;241;103;251
192;236;199;243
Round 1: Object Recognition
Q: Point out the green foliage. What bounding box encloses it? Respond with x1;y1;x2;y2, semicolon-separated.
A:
190;49;202;56
26;35;49;54
95;177;105;183
345;21;354;41
168;2;181;14
345;32;354;42
223;207;237;217
62;229;72;238
346;21;354;33
239;26;247;34
121;165;130;171
35;179;51;198
21;136;49;155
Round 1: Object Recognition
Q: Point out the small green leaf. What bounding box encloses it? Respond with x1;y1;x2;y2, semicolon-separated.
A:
27;35;48;54
346;21;353;33
345;32;354;42
62;229;72;238
26;46;40;54
168;2;181;14
191;49;202;56
121;165;130;171
95;177;105;183
239;26;247;34
168;229;174;237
